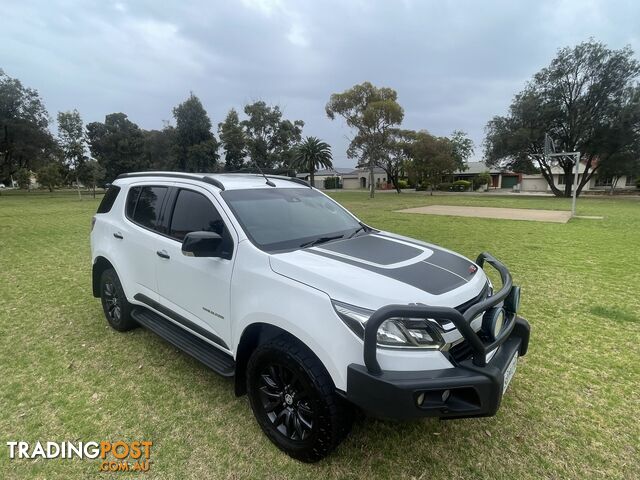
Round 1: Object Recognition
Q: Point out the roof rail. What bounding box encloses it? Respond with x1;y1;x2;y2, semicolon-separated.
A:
266;175;311;188
115;172;225;191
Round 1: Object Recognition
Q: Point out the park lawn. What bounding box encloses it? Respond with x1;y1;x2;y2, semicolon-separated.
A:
0;189;639;479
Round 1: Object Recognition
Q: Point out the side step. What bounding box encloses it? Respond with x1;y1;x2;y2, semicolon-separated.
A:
131;307;235;377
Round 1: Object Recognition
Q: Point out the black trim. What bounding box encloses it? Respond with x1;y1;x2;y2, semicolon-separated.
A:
117;172;225;191
346;316;530;420
266;175;311;188
134;293;229;350
131;307;235;377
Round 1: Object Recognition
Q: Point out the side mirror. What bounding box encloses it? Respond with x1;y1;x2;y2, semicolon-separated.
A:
182;231;223;257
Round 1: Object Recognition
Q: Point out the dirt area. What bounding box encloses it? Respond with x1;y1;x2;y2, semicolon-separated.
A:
396;205;572;223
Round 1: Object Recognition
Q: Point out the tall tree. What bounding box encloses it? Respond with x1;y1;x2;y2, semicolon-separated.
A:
86;113;146;181
57;109;85;196
378;129;414;193
326;82;404;197
172;93;219;172
449;130;474;171
242;101;304;171
292;136;333;187
36;162;63;192
408;131;458;195
77;158;106;198
218;108;246;171
0;69;55;181
484;40;640;197
142;126;177;170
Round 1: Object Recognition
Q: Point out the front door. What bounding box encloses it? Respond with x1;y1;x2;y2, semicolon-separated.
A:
155;186;236;351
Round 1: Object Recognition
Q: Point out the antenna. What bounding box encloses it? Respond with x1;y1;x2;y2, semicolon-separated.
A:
253;160;276;187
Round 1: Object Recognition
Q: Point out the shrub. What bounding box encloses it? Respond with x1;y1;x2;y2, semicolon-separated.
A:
636;177;640;190
324;177;341;189
396;179;409;189
452;180;471;191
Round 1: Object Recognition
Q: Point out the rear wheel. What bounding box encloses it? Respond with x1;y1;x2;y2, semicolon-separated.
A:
99;268;137;331
246;336;353;462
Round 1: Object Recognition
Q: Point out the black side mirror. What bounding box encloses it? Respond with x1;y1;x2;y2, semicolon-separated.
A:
182;231;223;257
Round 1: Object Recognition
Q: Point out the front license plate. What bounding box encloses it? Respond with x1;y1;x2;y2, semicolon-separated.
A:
502;353;518;394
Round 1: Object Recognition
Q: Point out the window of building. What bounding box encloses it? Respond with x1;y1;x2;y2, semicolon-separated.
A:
595;177;614;187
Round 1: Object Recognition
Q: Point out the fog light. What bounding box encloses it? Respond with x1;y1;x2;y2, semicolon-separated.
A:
416;392;425;406
483;307;506;341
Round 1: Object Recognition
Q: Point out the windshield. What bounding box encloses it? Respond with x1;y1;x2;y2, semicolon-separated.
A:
221;188;362;252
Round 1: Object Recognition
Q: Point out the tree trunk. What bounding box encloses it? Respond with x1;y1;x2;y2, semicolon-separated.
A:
369;165;375;198
309;168;314;189
76;174;82;200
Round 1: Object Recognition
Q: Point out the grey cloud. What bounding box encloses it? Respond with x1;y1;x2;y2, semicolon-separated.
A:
2;0;639;165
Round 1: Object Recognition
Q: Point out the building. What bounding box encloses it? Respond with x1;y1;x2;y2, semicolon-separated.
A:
521;163;636;193
297;166;389;190
454;162;520;190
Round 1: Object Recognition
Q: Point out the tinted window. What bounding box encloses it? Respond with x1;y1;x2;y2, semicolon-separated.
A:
128;186;168;231
169;189;225;241
126;186;141;218
221;188;361;252
97;185;121;213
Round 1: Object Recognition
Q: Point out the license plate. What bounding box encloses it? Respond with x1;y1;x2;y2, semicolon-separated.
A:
502;353;518;394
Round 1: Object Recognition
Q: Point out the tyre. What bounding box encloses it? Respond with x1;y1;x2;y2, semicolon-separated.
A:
99;268;137;332
246;335;353;462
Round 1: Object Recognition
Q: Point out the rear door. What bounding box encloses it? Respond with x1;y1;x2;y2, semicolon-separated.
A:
155;185;236;351
120;183;171;300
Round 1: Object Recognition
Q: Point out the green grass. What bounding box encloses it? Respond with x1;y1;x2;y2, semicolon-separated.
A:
0;189;639;479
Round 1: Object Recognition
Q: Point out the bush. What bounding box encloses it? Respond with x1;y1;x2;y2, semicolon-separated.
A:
323;177;341;189
396;179;409;189
636;177;640;190
452;180;471;191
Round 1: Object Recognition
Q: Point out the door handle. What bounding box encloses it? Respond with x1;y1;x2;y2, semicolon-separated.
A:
113;232;123;239
156;250;170;259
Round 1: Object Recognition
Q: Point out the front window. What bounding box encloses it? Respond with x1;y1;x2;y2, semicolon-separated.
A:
221;188;362;252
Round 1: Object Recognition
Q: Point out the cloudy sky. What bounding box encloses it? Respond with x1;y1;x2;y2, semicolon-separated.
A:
2;0;639;166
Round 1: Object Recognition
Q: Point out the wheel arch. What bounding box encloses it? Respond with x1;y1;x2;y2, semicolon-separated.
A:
234;322;325;397
92;256;115;297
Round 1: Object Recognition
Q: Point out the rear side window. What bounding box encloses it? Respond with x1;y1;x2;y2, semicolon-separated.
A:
169;189;225;241
126;186;168;232
96;185;121;213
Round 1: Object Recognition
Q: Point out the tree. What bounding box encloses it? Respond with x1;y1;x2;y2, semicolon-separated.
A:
242;101;304;171
172;93;219;172
485;40;640;197
326;82;404;197
37;162;63;192
57;109;85;197
218;109;246;171
379;129;414;193
449;130;474;171
0;69;56;181
15;168;31;190
292;137;333;187
77;159;106;198
408;131;458;195
86;113;146;182
142;126;177;170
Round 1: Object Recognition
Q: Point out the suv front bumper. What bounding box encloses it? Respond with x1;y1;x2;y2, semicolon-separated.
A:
345;252;530;420
346;315;530;419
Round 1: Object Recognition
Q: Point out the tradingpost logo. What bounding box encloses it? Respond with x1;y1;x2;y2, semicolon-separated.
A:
6;440;153;472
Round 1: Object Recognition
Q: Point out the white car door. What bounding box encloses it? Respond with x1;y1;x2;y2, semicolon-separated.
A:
119;183;171;300
154;185;236;351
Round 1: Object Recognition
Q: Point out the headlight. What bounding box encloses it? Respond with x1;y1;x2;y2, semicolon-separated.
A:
332;300;445;350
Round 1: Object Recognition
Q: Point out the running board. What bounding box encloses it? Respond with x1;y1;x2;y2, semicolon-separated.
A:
131;307;235;377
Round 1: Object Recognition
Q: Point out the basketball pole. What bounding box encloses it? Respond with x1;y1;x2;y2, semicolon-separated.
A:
571;152;580;218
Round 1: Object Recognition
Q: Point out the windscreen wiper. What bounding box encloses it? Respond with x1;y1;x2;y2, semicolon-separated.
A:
299;235;344;248
347;224;369;239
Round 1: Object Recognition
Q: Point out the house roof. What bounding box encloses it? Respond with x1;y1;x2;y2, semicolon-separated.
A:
456;161;508;175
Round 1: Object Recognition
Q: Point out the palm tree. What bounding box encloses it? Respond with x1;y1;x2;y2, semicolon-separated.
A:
292;136;333;188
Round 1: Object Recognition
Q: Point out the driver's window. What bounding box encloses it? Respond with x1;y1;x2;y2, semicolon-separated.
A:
169;189;225;241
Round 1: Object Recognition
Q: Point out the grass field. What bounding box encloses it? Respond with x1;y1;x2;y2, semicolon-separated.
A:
1;189;639;479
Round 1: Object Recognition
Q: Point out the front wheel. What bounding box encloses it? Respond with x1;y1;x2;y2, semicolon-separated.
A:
246;336;353;462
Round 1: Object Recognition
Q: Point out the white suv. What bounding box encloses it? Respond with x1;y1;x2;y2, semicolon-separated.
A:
90;172;530;462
